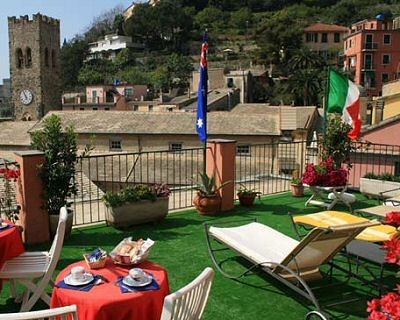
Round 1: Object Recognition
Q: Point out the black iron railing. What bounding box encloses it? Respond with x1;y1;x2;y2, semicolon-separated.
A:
64;140;400;226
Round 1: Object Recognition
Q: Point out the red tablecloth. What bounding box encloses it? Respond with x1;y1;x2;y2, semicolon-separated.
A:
0;222;24;267
51;259;170;320
0;221;25;291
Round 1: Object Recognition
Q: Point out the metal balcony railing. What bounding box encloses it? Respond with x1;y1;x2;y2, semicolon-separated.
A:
1;140;391;227
363;42;378;50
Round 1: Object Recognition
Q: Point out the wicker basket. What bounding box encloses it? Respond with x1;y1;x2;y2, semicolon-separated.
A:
83;254;107;269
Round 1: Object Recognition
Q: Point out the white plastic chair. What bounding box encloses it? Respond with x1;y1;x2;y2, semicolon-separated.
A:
0;207;68;312
0;304;78;320
160;267;215;320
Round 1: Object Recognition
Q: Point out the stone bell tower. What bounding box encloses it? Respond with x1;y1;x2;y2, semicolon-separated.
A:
8;13;61;121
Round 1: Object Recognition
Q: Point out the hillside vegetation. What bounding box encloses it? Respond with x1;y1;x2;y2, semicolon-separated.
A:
61;0;400;105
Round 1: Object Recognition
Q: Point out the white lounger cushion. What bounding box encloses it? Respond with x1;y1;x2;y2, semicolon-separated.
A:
209;222;300;267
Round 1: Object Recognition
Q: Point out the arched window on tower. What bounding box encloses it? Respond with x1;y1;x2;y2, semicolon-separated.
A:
51;49;56;68
44;48;49;67
25;47;32;67
16;48;23;68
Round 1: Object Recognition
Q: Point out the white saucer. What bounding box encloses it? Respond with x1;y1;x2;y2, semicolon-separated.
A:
122;274;152;287
0;222;9;229
64;273;94;286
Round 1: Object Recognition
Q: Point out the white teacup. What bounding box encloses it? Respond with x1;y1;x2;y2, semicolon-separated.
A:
129;268;145;281
71;266;86;281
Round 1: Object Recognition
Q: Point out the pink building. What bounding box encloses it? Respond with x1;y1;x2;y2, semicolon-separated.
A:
62;84;148;111
344;16;400;97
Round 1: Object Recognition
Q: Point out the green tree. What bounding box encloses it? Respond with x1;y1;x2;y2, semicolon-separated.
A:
31;114;78;215
150;65;170;94
117;66;151;85
288;47;325;71
287;69;323;106
78;59;115;85
321;114;354;168
166;54;193;89
60;37;88;91
113;48;136;70
229;8;253;30
194;6;226;32
254;10;303;68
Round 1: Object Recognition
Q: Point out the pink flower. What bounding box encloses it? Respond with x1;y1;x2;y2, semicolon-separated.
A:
301;157;348;187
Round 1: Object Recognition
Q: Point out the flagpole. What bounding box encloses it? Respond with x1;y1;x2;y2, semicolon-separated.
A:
196;31;209;177
324;67;331;138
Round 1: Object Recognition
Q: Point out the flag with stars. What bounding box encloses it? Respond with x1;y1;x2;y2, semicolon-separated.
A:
196;32;208;143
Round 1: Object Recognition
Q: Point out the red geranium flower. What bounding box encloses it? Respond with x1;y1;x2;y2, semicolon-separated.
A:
368;212;400;319
385;212;400;227
301;157;348;187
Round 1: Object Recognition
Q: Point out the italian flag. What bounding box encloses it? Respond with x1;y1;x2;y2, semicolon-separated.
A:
327;68;361;140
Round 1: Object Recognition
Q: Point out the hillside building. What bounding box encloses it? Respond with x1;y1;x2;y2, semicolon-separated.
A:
343;15;400;98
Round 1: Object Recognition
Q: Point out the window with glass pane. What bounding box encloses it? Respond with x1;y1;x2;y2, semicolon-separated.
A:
110;138;122;151
169;143;182;152
321;33;328;43
382;73;389;83
384;34;391;44
382;54;390;64
334;33;340;43
237;145;250;155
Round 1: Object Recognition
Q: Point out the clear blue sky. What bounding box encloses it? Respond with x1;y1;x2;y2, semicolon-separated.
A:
0;0;137;84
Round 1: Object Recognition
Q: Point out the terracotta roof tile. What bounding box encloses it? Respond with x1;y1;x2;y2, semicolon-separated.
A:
304;23;349;32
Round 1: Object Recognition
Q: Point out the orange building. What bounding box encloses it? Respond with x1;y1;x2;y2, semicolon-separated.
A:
344;16;400;98
303;22;349;65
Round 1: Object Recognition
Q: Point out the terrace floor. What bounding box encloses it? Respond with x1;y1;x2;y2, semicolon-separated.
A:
0;190;396;319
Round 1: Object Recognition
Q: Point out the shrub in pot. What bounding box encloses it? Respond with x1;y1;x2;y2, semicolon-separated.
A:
290;178;304;197
31;114;78;238
103;183;171;227
193;172;230;215
237;184;260;206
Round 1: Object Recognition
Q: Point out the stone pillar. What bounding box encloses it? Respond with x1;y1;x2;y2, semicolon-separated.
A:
14;150;49;244
206;139;236;211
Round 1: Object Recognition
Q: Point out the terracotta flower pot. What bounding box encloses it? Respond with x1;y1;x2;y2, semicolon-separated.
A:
291;184;304;197
237;193;257;206
193;193;222;215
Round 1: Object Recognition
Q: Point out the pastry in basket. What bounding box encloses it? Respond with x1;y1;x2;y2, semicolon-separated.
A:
111;237;153;265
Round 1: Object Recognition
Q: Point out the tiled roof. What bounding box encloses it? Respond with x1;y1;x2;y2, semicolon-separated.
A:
30;110;282;136
0;120;36;146
304;23;349;32
231;104;317;130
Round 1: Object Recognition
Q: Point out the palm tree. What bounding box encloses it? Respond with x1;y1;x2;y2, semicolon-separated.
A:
288;47;325;71
288;69;323;106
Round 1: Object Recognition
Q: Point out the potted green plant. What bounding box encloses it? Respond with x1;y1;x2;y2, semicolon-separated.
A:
290;178;304;197
237;184;260;206
193;172;231;215
31;114;78;238
103;183;171;227
360;172;400;199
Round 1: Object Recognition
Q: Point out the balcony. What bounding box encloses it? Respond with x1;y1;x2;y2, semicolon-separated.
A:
363;42;378;50
361;64;375;71
1;140;399;318
0;190;391;319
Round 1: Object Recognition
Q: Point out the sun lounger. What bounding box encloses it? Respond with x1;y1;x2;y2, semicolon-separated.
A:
355;203;400;218
204;220;378;318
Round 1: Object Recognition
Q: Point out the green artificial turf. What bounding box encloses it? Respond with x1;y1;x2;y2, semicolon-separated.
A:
0;191;393;319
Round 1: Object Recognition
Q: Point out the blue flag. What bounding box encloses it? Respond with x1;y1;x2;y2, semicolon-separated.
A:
196;32;208;143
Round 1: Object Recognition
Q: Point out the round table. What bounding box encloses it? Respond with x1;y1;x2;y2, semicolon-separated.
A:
0;221;24;291
0;221;24;267
51;258;170;320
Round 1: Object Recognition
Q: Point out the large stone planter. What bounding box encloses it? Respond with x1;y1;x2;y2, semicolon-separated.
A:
360;178;400;199
105;197;169;228
49;209;74;239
